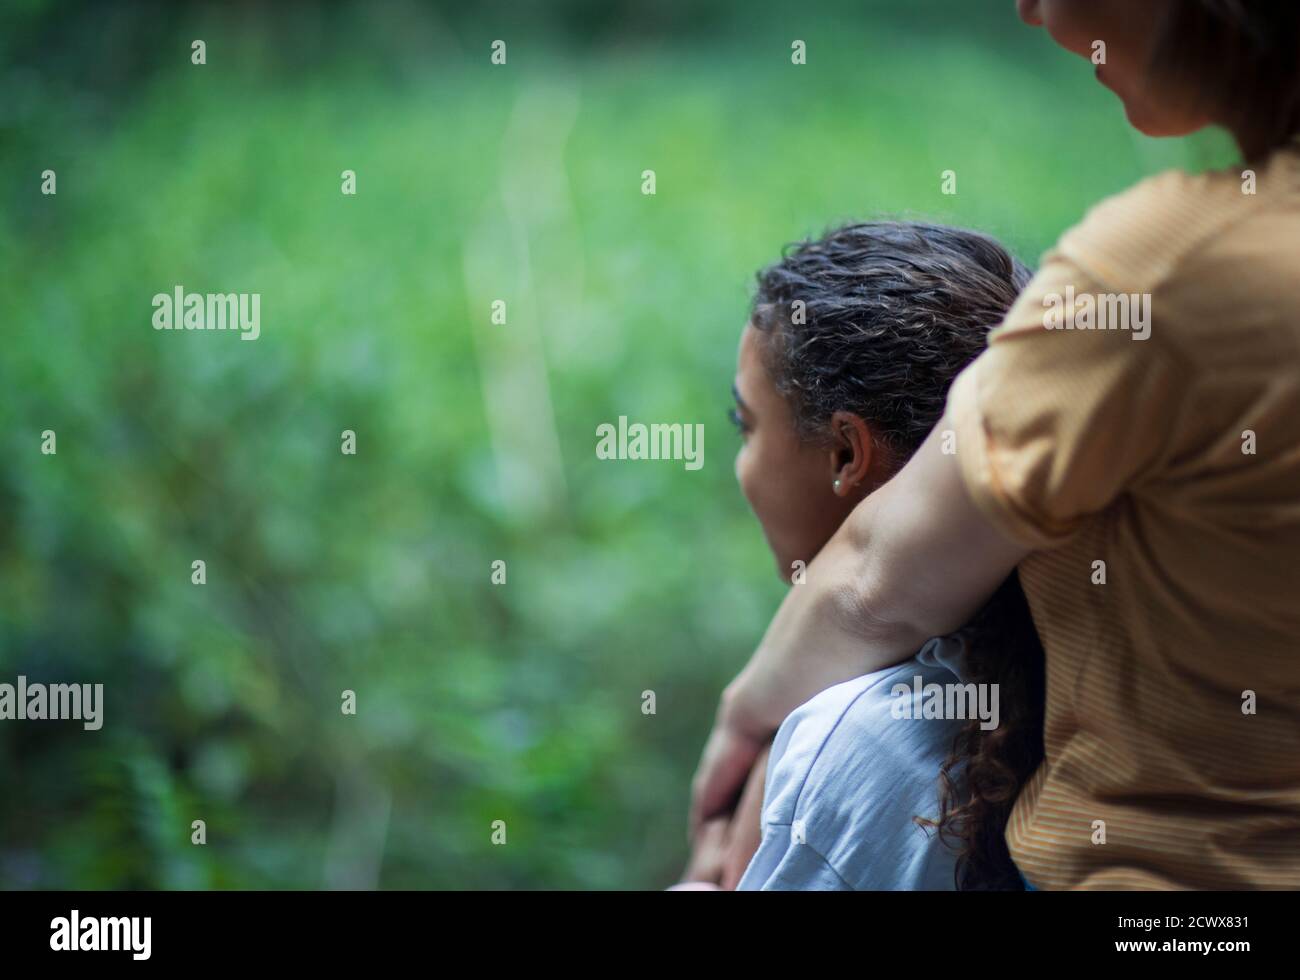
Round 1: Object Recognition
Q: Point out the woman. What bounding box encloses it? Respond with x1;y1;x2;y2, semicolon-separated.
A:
691;0;1300;890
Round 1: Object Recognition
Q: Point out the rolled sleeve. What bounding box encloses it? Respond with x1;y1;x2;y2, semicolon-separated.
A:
946;256;1186;549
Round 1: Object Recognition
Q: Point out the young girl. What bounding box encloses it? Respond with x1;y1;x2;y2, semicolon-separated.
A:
693;0;1300;890
687;221;1046;889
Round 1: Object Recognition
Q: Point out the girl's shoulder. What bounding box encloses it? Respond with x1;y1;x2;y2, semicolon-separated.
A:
754;648;965;890
762;645;965;828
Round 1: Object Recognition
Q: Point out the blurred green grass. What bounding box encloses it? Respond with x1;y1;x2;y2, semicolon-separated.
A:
0;0;1234;889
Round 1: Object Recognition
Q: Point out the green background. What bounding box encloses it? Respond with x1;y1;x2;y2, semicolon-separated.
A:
0;0;1233;888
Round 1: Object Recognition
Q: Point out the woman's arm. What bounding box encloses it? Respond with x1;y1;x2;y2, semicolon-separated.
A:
691;413;1029;830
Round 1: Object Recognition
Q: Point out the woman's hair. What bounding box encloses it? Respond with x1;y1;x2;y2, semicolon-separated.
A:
1150;0;1300;161
751;220;1045;890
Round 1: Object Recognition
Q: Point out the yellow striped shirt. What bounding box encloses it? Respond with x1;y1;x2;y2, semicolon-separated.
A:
948;140;1300;889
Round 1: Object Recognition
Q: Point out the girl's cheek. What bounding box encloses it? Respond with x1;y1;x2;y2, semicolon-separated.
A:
735;442;765;518
734;444;754;506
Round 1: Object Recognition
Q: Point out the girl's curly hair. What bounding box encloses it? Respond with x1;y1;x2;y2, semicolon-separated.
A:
751;220;1046;890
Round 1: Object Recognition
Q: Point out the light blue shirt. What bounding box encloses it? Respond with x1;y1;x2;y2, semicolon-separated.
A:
736;635;972;891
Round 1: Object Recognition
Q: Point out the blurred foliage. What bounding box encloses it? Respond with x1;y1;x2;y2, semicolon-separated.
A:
0;0;1233;889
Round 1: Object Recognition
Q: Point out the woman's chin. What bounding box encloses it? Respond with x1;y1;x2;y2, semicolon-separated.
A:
1122;98;1206;140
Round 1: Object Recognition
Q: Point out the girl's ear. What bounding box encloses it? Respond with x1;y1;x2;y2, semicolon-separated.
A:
826;411;875;498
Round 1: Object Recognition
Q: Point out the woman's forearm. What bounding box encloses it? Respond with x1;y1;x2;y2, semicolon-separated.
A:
720;416;1030;739
719;491;927;736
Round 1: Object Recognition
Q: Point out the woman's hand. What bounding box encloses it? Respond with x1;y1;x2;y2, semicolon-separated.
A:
688;696;768;837
682;741;772;888
718;741;770;888
679;816;730;885
690;416;1029;831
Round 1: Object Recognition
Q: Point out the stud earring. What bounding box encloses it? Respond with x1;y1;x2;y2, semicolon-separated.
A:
833;478;842;492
